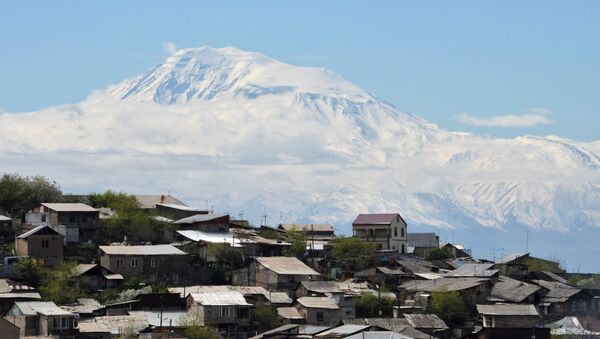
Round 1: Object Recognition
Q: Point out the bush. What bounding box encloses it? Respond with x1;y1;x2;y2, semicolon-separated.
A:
39;261;83;304
332;237;376;271
426;248;451;260
255;303;283;330
0;173;62;217
428;290;467;325
355;292;396;317
178;313;222;339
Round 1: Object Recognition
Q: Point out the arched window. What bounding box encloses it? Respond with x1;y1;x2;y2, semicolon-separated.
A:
401;244;405;253
401;227;405;237
369;229;374;239
394;227;398;237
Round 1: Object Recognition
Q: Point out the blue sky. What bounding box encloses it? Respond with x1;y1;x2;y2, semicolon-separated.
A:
1;1;599;141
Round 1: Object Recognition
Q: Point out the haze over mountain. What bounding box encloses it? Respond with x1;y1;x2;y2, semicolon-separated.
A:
1;46;599;268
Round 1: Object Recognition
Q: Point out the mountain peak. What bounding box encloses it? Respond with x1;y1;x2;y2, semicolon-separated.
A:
108;46;369;104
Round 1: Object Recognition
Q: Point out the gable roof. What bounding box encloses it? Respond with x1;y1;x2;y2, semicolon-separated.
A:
255;257;319;276
134;194;187;209
296;296;339;309
155;203;208;212
41;203;98;212
14;301;74;316
174;213;229;224
476;304;539;316
279;224;334;233
407;233;439;248
400;277;488;292
316;324;371;337
99;244;187;256
190;291;251;306
17;224;62;239
490;276;541;303
497;252;530;264
404;314;448;329
445;264;499;278
353;213;402;225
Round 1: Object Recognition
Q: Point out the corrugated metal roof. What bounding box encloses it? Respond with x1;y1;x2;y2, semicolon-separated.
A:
296;296;339;309
134;195;187;209
176;229;247;247
279;224;334;233
16;224;61;239
400;277;488;292
404;314;448;329
78;314;149;334
99;244;187;256
345;331;414;339
277;307;304;319
15;301;74;316
155;203;208;212
0;292;41;299
174;213;229;224
130;310;188;327
407;233;439;248
190;291;251;306
41;203;98;212
256;257;320;276
316;324;371;337
476;304;539;316
353;213;400;225
445;264;498;278
542;287;582;303
491;276;540;303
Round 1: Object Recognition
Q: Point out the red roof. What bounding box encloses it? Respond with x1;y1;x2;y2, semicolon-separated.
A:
352;213;400;225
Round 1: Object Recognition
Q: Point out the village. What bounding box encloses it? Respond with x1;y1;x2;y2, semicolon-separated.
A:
0;176;599;339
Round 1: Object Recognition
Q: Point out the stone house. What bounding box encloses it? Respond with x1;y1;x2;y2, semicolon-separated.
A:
233;256;320;291
407;232;440;258
72;264;124;290
25;203;99;242
186;290;252;337
352;213;408;253
5;301;77;337
296;281;361;319
15;225;64;266
475;304;550;339
0;279;41;314
494;253;530;278
295;296;341;326
99;244;191;284
400;277;492;308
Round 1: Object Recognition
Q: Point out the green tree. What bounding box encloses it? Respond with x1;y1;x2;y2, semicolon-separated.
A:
284;229;307;258
0;173;62;216
331;237;376;271
426;248;451;260
255;302;283;330
355;292;396;317
428;290;467;325
39;261;83;304
9;257;46;286
178;313;222;339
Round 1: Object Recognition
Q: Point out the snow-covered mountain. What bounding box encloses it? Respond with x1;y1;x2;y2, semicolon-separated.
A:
1;46;599;248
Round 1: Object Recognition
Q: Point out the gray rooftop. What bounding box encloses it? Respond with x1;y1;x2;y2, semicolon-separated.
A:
277;307;304;319
296;296;339;309
14;301;74;316
99;244;187;256
17;224;62;239
345;331;414;339
256;257;320;276
445;263;498;278
0;215;11;221
490;276;540;303
404;314;448;329
316;324;371;337
477;304;539;316
407;233;439;248
174;213;229;224
41;203;98;212
190;291;251;306
400;277;488;292
134;194;187;209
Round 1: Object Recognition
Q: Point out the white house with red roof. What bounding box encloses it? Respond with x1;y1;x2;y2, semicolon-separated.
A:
352;213;408;253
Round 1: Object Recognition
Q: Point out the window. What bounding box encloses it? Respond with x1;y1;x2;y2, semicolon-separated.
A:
368;229;374;239
401;227;405;237
316;312;324;322
394;227;398;237
131;258;138;267
150;274;157;282
82;215;87;222
401;244;405;253
397;216;400;223
150;258;158;268
41;239;49;248
41;214;46;222
115;259;123;268
69;215;76;223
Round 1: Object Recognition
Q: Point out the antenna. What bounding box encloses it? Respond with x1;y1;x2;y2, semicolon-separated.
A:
526;230;529;253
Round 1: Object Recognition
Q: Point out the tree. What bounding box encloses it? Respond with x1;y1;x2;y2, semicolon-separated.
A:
355;292;396;317
426;248;451;260
9;257;45;286
331;237;376;271
284;229;307;258
254;302;283;330
428;290;467;325
39;261;83;304
207;243;245;284
178;313;222;339
0;173;62;217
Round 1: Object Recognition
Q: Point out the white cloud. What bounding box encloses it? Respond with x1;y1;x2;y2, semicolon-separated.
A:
162;41;177;54
456;108;555;128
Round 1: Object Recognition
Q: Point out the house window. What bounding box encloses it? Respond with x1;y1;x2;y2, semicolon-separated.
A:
41;239;49;248
401;227;405;237
394;227;398;237
150;274;157;282
397;216;400;223
115;259;123;268
150;258;158;268
41;214;46;222
368;229;374;239
69;215;76;223
401;244;405;253
131;258;138;267
316;311;324;322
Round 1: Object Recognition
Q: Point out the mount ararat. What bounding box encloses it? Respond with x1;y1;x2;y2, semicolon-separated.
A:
1;47;599;269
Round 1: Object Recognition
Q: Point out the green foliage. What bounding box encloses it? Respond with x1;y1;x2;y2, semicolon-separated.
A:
525;256;564;273
39;261;83;304
355;292;396;317
116;326;138;339
260;228;281;240
254;303;283;330
178;313;222;339
332;237;376;271
284;229;307;258
570;274;600;288
428;290;467;325
0;173;62;216
9;257;45;286
426;248;451;260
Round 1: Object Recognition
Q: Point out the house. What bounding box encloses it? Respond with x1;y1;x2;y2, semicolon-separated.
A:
0;279;41;314
295;296;341;326
278;223;335;251
187;290;252;336
155;203;209;221
233;256;320;291
297;281;369;319
399;277;491;308
174;213;230;232
444;263;499;280
407;232;439;257
355;266;405;287
395;255;440;277
5;301;77;337
532;279;586;317
489;276;540;304
403;313;449;337
344;318;432;339
15;225;64;266
72;264;124;290
494;253;530;277
134;194;187;211
352;213;408;253
170;285;292;305
99;244;191;283
77;313;149;338
314;324;371;337
25;203;99;242
440;243;472;258
475;304;550;339
60;298;103;318
0;214;14;244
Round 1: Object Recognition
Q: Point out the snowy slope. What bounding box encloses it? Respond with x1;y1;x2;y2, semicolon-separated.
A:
0;46;599;237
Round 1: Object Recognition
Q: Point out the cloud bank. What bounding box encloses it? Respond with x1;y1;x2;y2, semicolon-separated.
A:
456;108;555;128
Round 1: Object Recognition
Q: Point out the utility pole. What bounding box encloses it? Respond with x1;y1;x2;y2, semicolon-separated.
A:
311;224;316;268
